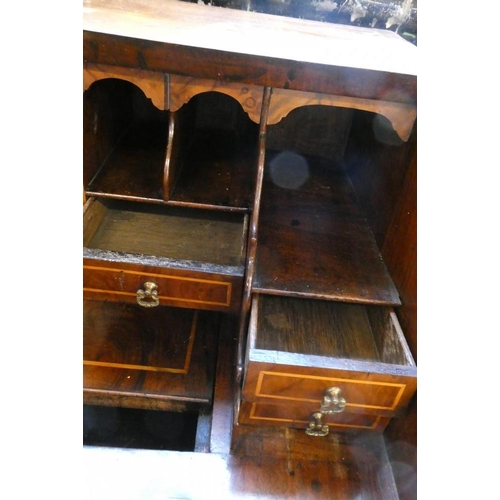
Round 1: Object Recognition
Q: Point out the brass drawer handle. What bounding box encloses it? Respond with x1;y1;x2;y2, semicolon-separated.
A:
305;412;329;437
305;387;346;437
136;281;160;308
320;386;346;414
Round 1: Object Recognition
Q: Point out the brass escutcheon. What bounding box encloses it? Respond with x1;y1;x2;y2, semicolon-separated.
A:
136;281;160;308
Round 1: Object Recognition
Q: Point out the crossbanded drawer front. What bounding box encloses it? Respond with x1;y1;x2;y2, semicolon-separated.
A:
83;263;240;312
239;401;390;432
254;370;405;412
242;363;417;417
83;300;219;411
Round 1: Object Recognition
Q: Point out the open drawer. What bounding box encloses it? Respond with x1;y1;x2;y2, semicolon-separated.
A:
83;197;248;313
240;294;417;433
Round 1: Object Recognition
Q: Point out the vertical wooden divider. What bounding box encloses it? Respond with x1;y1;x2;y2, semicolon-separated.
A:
162;110;178;200
234;87;273;406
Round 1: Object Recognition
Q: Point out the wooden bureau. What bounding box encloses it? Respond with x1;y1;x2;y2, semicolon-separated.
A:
83;1;417;497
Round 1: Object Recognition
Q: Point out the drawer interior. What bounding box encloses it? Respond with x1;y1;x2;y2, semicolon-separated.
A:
251;294;415;367
242;294;417;419
84;197;248;271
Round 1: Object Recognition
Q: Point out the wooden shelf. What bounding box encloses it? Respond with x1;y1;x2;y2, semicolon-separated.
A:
83;300;220;411
253;151;400;306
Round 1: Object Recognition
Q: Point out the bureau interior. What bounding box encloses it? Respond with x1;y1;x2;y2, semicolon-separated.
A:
251;294;414;368
169;91;260;209
84;78;170;202
84;79;260;210
83;197;248;269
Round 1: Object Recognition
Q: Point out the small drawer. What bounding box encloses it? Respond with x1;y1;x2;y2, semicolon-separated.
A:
83;300;220;411
241;295;417;431
83;197;247;313
239;401;390;433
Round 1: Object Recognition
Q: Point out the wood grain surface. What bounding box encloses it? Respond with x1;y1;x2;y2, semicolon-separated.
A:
83;0;417;77
254;151;400;305
83;300;220;411
84;198;247;267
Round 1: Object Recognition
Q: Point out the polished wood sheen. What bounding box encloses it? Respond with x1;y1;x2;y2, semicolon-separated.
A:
83;300;219;411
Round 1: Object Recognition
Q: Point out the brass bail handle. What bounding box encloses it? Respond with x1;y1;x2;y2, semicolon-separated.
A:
306;386;346;437
136;281;160;308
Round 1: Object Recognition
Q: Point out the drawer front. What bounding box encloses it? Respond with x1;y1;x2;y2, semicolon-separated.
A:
83;300;219;411
242;362;417;417
83;260;242;313
239;401;390;433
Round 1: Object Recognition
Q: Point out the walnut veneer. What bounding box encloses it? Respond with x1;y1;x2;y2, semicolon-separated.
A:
83;1;417;497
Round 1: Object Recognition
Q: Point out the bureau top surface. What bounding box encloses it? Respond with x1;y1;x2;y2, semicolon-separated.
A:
83;0;417;78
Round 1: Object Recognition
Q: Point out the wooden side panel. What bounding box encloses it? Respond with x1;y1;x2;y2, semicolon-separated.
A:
382;131;417;500
83;78;136;188
381;137;417;361
344;111;416;247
